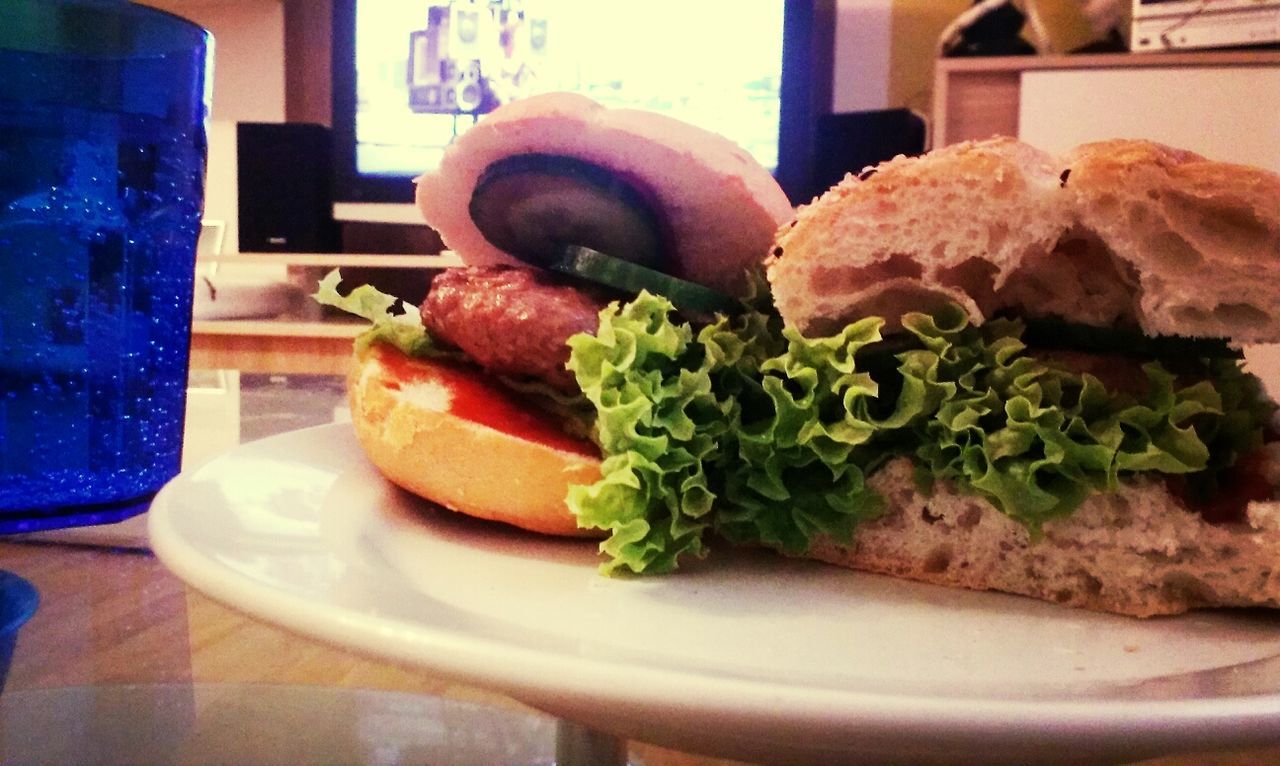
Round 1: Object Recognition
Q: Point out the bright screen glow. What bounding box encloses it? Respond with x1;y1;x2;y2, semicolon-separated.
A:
354;0;787;178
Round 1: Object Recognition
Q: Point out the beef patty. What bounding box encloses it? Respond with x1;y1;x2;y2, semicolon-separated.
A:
421;265;608;392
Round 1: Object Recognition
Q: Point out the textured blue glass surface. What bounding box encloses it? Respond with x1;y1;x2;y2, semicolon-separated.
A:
0;1;210;532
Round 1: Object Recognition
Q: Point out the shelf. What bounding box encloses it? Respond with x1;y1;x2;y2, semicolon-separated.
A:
190;316;366;376
188;271;391;375
198;252;464;269
188;252;460;374
191;318;367;338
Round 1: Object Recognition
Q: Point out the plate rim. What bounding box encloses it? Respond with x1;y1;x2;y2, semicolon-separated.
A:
148;423;1280;751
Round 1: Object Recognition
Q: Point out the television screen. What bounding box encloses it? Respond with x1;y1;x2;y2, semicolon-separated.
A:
332;0;823;218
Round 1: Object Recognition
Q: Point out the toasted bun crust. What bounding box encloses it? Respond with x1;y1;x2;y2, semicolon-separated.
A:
804;455;1280;617
416;92;793;295
768;137;1280;342
348;344;601;537
768;138;1074;335
1062;139;1280;344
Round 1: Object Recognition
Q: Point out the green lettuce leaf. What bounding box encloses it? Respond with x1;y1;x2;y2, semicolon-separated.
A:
565;291;921;572
1178;358;1278;504
312;269;436;358
569;293;1276;574
566;291;731;574
713;318;891;553
902;310;1274;530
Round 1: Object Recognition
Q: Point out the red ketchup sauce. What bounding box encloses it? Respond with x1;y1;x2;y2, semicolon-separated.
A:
373;346;598;458
1167;448;1274;525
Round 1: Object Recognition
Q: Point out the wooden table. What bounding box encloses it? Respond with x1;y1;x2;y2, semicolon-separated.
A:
0;370;740;766
0;540;758;765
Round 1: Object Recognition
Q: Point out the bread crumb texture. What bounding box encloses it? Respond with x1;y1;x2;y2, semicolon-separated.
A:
804;457;1280;617
768;137;1280;343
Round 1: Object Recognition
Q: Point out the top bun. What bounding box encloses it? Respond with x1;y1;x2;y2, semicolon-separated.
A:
768;138;1073;335
416;92;794;295
768;137;1280;343
1062;140;1280;344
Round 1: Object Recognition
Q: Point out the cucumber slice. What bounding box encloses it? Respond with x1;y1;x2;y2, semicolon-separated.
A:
549;245;738;315
469;153;665;270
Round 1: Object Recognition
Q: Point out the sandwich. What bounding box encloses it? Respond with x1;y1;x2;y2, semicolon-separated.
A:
766;137;1280;617
317;92;1280;617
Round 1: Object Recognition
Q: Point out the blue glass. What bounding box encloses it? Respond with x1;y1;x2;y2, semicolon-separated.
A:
0;1;211;533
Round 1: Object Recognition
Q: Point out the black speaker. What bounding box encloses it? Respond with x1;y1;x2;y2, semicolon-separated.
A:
809;110;927;199
237;122;341;253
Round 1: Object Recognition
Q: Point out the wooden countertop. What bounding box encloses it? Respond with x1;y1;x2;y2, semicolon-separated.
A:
0;524;743;766
0;370;741;766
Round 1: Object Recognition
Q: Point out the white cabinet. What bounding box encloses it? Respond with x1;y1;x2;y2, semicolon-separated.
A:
931;50;1280;162
1018;64;1280;171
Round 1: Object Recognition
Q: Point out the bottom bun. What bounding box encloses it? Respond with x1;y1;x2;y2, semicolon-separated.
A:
804;456;1280;617
349;343;601;537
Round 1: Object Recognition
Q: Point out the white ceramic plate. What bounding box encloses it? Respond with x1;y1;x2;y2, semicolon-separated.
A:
149;424;1280;766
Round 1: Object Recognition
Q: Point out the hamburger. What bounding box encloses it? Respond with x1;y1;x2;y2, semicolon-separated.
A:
317;92;1280;617
318;92;792;541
